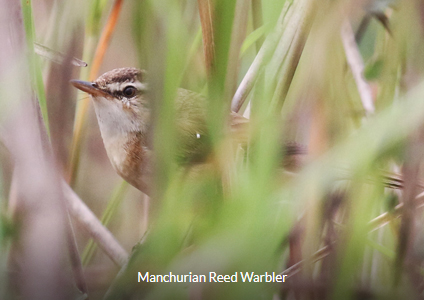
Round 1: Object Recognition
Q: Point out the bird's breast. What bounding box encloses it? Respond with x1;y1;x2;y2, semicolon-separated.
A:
102;131;152;193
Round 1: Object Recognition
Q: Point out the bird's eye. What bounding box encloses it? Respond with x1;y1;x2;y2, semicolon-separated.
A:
123;86;137;98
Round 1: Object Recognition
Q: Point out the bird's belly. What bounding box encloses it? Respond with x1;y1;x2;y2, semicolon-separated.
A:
103;136;127;173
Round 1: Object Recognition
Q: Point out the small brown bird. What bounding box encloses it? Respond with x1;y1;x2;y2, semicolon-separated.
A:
71;68;245;195
71;68;414;196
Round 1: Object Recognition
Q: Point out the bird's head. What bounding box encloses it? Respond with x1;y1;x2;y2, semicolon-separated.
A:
71;67;150;136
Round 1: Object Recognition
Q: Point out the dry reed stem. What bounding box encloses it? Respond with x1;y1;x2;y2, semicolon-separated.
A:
270;0;314;110
68;0;124;184
281;191;424;278
197;0;216;78
231;1;291;112
4;104;70;299
63;182;129;267
225;0;249;101
0;133;128;268
1;1;72;297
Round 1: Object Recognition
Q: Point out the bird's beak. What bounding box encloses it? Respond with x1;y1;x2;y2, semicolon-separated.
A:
70;79;110;98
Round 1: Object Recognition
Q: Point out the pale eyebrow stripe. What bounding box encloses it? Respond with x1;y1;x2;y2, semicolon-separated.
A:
132;82;148;91
108;82;122;93
108;82;149;93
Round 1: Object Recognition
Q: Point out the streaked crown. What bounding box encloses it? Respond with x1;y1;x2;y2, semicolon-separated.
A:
93;68;148;101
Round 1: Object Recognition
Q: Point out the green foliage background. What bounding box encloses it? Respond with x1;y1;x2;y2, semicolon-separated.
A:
2;0;424;299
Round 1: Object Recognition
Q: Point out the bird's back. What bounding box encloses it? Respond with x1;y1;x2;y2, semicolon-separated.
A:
174;88;212;164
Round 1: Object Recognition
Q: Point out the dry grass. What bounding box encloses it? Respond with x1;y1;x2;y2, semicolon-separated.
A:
1;0;424;299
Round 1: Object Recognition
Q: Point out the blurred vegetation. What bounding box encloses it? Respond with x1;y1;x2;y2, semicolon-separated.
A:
2;0;424;299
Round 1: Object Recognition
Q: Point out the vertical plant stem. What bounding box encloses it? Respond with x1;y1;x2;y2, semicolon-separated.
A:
341;19;375;115
68;0;124;185
270;0;314;111
197;0;216;78
89;0;124;81
225;0;249;101
20;0;50;136
231;1;291;112
251;0;264;51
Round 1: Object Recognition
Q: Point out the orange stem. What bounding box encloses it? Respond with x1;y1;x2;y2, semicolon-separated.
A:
90;0;124;80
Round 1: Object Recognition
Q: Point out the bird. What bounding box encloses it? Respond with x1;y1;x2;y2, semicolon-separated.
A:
70;67;256;195
70;68;421;197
